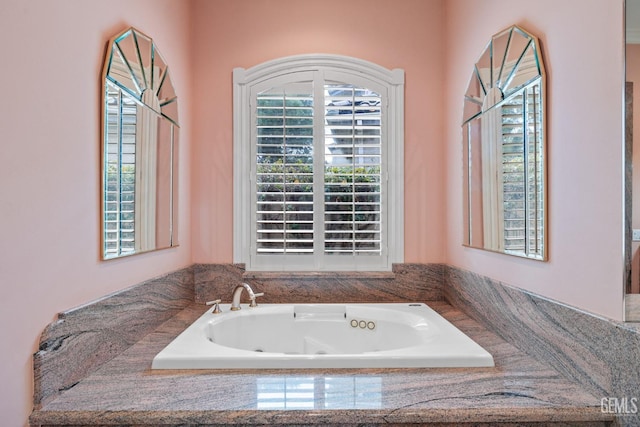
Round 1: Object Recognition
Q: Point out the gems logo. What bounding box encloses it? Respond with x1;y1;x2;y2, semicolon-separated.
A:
601;397;638;415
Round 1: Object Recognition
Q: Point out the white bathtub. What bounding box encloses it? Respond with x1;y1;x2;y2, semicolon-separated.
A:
151;303;494;369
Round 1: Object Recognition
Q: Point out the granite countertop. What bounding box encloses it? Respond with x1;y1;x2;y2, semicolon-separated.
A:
30;301;612;426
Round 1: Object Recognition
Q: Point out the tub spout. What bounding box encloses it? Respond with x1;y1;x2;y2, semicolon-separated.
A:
231;283;264;311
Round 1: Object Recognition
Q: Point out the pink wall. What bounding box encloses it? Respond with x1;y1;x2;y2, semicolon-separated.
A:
0;1;192;425
444;0;626;320
189;0;447;264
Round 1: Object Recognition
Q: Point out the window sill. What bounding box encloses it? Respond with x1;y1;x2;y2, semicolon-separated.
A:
242;271;396;280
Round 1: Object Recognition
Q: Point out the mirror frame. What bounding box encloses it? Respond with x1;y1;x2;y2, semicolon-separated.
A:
461;25;548;261
100;27;180;260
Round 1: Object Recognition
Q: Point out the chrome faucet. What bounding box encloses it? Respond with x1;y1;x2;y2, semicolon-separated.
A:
230;283;264;311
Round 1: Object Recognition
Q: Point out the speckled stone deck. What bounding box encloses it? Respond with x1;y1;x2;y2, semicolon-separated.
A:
445;266;640;405
29;301;612;426
32;267;194;407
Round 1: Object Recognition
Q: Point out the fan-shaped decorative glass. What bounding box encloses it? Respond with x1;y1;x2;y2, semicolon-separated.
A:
101;28;179;259
462;25;547;260
105;28;179;125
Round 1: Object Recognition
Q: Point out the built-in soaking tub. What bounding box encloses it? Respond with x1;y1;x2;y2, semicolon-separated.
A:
152;303;494;369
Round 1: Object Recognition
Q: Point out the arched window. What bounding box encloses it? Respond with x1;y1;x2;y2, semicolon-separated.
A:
234;55;404;271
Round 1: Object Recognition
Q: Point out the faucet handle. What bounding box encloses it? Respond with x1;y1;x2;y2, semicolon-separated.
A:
249;292;264;308
206;299;222;314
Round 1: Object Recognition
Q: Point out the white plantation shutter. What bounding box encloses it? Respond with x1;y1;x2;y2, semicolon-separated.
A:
255;86;315;254
234;55;404;271
324;84;382;255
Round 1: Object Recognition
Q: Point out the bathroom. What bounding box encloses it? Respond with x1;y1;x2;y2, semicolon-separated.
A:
1;0;637;425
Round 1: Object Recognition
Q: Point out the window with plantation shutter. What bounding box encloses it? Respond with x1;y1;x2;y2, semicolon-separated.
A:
234;55;404;271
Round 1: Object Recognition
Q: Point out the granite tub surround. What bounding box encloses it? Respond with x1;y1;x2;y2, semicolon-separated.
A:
193;262;245;304
33;266;194;408
29;300;611;426
194;263;445;304
444;265;640;426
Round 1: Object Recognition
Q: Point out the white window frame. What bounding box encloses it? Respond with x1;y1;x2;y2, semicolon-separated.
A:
233;54;404;271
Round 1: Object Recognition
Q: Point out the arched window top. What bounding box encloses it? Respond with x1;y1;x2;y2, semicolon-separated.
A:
234;54;405;88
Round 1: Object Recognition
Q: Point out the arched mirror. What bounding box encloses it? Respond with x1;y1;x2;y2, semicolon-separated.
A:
101;27;179;259
461;25;547;260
